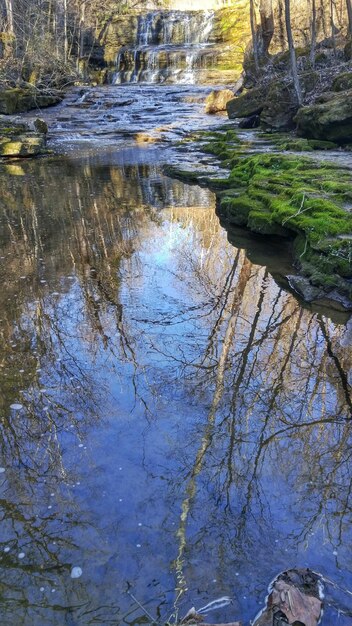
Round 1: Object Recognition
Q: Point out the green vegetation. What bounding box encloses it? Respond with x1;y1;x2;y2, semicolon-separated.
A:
174;130;352;300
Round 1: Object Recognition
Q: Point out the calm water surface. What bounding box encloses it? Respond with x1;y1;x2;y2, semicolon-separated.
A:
0;86;352;625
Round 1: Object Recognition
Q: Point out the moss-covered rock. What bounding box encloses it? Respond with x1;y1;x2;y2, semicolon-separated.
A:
260;73;319;130
260;80;298;130
170;130;352;305
344;40;352;61
0;87;61;115
295;89;352;144
332;72;352;92
226;86;267;119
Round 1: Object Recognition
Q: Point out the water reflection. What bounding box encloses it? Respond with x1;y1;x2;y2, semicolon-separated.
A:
0;156;351;625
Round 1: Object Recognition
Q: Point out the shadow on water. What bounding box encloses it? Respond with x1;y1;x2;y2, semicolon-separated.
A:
0;152;351;626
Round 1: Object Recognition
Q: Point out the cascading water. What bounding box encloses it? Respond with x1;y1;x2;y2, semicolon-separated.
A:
113;10;218;84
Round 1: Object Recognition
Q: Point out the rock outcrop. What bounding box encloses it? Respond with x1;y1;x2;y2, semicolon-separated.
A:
0;87;62;115
295;89;352;143
0;117;47;157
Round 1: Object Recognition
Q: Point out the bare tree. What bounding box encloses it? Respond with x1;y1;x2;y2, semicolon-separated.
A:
250;0;260;72
310;0;317;67
284;0;302;105
347;0;352;37
4;0;14;33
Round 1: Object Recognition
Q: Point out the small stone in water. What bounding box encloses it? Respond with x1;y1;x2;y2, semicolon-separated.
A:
78;444;84;448
48;505;52;509
0;468;5;473
51;588;55;593
10;403;23;410
18;552;25;559
4;547;10;553
333;550;338;555
71;566;83;579
136;544;141;548
138;523;142;526
40;587;45;592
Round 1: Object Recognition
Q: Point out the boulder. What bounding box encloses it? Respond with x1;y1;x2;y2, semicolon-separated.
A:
260;80;298;130
332;71;352;92
295;89;352;144
344;40;352;61
261;73;318;130
226;85;266;119
205;89;234;114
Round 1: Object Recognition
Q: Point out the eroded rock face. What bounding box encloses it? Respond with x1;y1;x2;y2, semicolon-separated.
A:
295;89;352;143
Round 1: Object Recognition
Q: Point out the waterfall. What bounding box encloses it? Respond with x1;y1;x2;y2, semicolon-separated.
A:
113;10;218;85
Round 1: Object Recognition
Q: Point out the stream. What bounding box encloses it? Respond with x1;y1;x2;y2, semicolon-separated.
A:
0;84;352;625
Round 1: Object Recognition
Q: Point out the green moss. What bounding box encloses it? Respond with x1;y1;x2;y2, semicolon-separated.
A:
201;146;352;297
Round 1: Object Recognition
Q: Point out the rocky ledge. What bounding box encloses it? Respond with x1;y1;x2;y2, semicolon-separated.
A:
166;128;352;310
0;116;48;158
0;86;62;115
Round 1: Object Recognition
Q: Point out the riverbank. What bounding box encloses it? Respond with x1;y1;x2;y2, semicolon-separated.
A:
166;126;352;310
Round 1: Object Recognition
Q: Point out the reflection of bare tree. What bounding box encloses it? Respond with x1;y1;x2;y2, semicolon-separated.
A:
0;161;351;624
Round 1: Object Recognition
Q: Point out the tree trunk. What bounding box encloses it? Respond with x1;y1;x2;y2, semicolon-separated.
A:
4;0;14;34
259;0;274;56
310;0;317;67
250;0;260;72
284;0;302;105
347;0;352;37
63;0;68;61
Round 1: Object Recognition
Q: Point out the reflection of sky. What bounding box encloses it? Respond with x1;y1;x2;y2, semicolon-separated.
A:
0;158;351;626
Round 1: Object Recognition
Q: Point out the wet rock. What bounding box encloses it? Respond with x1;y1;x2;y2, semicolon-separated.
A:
205;89;234;114
295;89;352;144
287;275;326;302
226;86;267;119
238;114;260;128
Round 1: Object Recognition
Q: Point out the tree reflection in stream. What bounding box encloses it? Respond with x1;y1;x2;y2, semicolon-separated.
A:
0;155;351;625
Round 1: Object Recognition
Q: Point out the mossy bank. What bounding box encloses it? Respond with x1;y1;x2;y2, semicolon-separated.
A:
167;130;352;309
